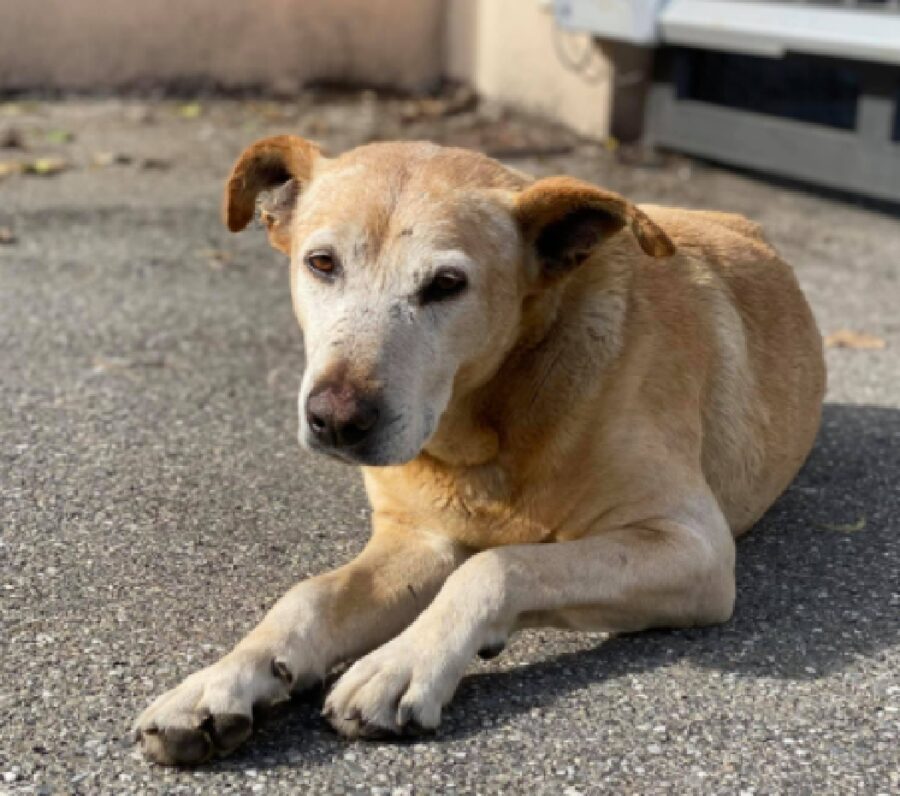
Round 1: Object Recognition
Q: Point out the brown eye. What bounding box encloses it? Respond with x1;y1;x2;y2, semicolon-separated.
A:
420;268;468;305
306;251;337;277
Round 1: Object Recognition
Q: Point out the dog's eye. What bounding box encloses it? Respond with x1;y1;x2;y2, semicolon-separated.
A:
420;268;468;305
306;251;337;277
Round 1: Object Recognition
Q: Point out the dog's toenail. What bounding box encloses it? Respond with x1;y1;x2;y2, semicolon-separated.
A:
151;727;213;765
477;641;506;660
209;714;252;752
402;720;427;737
271;658;293;686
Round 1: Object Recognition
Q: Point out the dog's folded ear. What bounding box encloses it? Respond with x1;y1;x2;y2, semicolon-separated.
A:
514;176;675;280
223;135;321;254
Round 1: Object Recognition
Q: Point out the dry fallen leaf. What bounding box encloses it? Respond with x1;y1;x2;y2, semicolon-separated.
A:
1;101;42;116
824;329;887;350
92;354;168;374
197;248;234;270
177;103;203;119
1;127;25;149
0;160;23;178
399;86;477;124
45;128;74;144
140;157;171;171
91;151;133;168
815;517;866;533
23;156;69;176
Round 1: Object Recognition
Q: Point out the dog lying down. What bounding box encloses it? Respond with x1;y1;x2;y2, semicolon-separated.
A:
134;136;825;764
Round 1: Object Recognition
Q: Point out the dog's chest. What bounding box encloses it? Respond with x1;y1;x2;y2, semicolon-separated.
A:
444;467;555;547
366;461;554;548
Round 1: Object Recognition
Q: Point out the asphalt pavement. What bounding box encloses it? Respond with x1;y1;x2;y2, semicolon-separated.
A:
1;96;898;794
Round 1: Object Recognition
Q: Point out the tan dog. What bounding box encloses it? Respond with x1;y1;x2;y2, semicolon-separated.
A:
134;136;825;764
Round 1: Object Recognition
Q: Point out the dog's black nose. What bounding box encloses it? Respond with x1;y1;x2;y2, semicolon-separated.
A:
306;384;380;449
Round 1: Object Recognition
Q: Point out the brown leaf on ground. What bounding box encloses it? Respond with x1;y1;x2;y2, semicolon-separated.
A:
92;354;168;375
824;329;887;350
45;129;75;144
399;86;477;124
91;152;134;168
196;248;234;270
0;160;23;178
0;227;17;245
1;127;26;149
177;103;203;120
2;157;70;177
23;156;69;176
140;157;172;170
1;101;42;116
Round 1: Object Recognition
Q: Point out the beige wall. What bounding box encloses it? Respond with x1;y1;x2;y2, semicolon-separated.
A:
444;0;614;139
0;0;617;139
0;0;444;94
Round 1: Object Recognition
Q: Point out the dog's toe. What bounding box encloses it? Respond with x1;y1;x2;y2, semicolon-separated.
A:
133;651;292;765
138;724;215;766
206;713;253;754
323;640;454;740
136;711;254;765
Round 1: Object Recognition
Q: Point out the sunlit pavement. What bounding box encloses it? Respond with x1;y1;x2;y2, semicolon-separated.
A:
1;97;897;794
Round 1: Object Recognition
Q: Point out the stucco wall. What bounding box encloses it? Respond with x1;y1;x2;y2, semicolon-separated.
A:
0;0;444;94
0;0;617;138
444;0;614;139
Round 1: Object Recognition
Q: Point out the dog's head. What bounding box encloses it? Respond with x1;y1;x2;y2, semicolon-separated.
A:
224;136;673;466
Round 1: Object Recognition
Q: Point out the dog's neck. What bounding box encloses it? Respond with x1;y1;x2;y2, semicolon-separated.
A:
421;393;500;467
421;283;577;468
422;255;631;471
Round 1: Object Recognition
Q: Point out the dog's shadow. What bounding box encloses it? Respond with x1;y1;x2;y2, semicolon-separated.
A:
230;402;899;764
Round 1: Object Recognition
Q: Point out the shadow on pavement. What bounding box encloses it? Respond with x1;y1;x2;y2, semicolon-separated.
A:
445;402;900;731
220;402;899;762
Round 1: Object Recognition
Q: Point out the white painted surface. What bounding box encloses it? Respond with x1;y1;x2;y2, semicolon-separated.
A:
661;0;900;64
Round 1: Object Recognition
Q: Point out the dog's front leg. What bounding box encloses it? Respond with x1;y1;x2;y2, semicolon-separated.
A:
134;521;467;764
325;505;736;738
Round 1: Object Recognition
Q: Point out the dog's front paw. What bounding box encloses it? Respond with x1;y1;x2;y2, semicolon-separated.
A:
133;651;294;765
323;636;466;739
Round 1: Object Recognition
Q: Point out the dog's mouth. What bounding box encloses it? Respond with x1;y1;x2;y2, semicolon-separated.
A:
306;441;415;468
309;439;384;466
299;411;434;468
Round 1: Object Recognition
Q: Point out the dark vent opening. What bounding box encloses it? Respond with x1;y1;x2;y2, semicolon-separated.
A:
893;86;900;142
676;49;861;131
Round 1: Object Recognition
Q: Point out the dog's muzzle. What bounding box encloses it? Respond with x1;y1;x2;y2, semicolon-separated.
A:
305;382;381;452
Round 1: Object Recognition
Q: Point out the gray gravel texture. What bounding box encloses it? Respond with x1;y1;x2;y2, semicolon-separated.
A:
1;96;898;795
